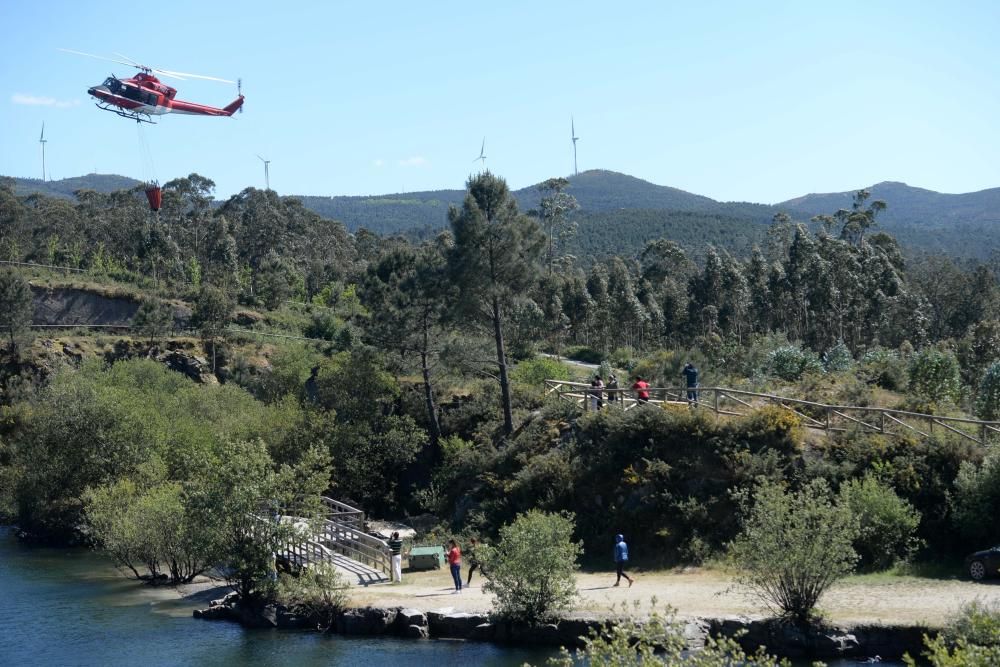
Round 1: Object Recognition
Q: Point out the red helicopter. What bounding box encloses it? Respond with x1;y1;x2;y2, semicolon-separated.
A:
61;49;244;123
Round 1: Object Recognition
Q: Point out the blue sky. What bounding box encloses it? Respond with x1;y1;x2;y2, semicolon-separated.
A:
2;1;999;202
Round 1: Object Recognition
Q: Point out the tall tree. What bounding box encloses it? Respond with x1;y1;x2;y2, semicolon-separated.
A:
536;177;579;275
0;269;33;356
192;284;234;373
447;172;544;436
364;237;452;445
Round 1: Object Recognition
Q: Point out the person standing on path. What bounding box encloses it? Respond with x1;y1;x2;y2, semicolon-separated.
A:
607;374;620;405
682;362;699;405
388;531;403;583
614;534;634;587
447;539;463;592
590;375;605;411
466;537;486;586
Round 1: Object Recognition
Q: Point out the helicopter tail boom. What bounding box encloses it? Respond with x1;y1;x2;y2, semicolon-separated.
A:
222;95;245;115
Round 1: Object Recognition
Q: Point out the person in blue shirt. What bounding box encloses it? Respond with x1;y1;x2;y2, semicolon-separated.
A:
614;534;634;587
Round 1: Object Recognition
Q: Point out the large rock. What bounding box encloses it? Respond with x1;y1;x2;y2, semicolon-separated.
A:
156;349;217;384
404;624;429;639
852;624;932;661
709;617;860;660
555;618;603;647
470;622;496;641
336;606;397;635
395;608;427;629
235;603;278;628
682;619;710;650
193;605;237;621
427;611;490;638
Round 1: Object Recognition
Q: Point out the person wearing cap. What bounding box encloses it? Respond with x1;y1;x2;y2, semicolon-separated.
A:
614;533;634;587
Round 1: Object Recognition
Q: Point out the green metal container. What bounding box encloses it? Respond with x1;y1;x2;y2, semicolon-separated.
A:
408;545;445;570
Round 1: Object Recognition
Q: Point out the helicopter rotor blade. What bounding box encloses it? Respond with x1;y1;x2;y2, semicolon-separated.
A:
61;49;233;84
153;68;235;84
112;51;144;68
58;48;137;69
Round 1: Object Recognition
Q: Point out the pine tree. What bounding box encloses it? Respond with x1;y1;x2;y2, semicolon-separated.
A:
447;172;544;436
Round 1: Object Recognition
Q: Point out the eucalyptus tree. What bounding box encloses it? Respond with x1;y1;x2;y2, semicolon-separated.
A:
536;177;579;275
447;172;545;436
813;189;887;248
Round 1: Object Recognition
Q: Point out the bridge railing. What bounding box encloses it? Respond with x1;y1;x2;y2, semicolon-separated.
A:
545;380;1000;446
321;496;366;527
271;497;391;580
316;517;391;576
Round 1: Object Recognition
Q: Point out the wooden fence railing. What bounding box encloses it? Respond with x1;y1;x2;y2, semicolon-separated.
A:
273;497;391;582
545;379;1000;446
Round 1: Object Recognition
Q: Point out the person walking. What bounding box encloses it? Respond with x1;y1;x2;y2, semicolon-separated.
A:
388;531;403;583
447;539;463;592
682;362;699;406
614;534;634;587
632;376;650;404
466;537;487;586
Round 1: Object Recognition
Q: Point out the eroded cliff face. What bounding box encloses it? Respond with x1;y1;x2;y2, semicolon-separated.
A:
0;286;204;393
31;285;142;327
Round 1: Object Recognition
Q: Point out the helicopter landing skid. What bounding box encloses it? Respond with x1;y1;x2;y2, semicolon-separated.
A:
94;101;156;124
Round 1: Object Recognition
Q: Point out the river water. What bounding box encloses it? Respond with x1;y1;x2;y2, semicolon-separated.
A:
0;528;555;666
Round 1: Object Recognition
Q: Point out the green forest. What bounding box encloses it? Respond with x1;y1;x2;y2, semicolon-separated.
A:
2;170;1000;619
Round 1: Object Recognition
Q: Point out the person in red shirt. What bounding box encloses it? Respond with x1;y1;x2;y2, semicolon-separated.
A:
632;376;650;403
447;539;463;592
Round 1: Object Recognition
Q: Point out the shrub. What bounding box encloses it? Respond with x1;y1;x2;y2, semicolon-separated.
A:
908;348;961;404
728;479;859;623
951;454;1000;547
838;475;921;571
563;345;604;364
976;361;1000;421
859;347;907;390
943;599;1000;648
823;340;855;373
908;601;1000;666
84;477;216;584
608;347;637;372
511;357;570;388
481;510;582;624
277;563;349;631
767;345;823;381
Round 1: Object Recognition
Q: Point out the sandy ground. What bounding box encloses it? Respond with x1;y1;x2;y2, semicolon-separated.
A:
345;567;1000;627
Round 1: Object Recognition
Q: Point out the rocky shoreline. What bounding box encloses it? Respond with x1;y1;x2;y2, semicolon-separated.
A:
194;595;931;661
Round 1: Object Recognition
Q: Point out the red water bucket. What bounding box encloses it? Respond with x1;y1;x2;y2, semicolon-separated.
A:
144;185;162;212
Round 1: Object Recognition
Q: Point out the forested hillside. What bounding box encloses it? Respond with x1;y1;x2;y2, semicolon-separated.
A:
3;171;1000;605
780;180;1000;227
13;174;141;199
10;170;1000;261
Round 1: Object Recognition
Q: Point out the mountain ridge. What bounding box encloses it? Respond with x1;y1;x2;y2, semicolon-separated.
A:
7;170;1000;258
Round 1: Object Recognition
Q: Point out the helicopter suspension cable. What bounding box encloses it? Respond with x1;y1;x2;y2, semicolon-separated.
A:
135;122;158;185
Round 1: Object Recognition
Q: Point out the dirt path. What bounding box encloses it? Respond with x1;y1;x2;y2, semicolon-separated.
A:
348;567;1000;627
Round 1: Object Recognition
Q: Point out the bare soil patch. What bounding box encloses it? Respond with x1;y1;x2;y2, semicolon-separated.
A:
347;567;1000;626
